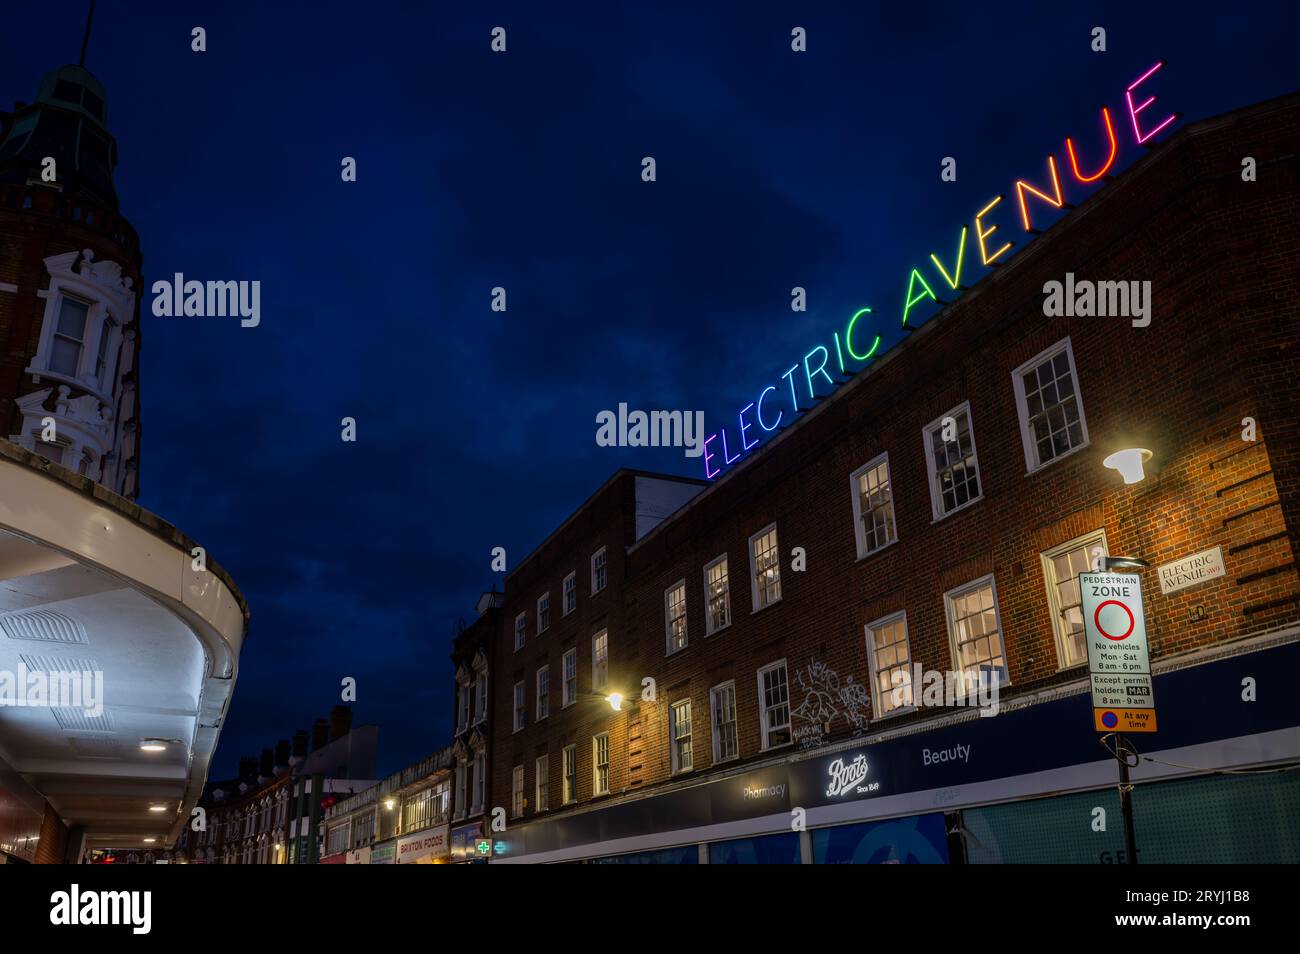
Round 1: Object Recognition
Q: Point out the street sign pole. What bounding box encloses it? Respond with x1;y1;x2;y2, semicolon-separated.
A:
1116;733;1138;865
1081;568;1157;865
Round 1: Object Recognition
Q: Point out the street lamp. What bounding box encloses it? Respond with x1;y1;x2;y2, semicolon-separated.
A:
1103;448;1152;484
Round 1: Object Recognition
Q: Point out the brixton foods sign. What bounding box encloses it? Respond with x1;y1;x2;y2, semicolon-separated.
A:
703;61;1179;481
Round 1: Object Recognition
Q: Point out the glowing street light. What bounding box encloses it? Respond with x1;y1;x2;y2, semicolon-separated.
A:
607;693;623;712
1103;448;1152;484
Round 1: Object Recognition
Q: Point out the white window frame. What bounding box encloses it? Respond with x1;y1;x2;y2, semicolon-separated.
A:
865;610;916;720
923;401;984;521
709;680;739;764
454;756;468;820
512;680;526;732
1012;337;1090;473
473;666;488;724
756;658;792;751
561;648;577;707
748;523;782;613
562;744;577;805
943;574;1010;688
562;571;577;616
514;612;526;652
664;579;688;656
534;754;549;813
669;699;693;774
511;765;524;818
591;546;608;594
591;629;609;692
592;732;610;796
457;684;470;731
703;554;731;636
1041;529;1109;671
537;592;550;634
24;251;130;407
850;451;899;559
471;749;485;814
536;665;550;721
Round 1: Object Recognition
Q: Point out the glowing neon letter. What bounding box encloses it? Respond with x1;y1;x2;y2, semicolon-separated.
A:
780;364;800;414
1014;156;1064;231
720;427;740;466
902;268;937;327
930;227;968;290
757;385;783;431
975;196;1013;265
1125;61;1176;144
832;331;846;374
703;434;720;478
804;346;833;398
738;402;760;451
1065;107;1117;183
845;307;880;362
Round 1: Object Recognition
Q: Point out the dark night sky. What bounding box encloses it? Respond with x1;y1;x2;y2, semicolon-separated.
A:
2;2;1295;778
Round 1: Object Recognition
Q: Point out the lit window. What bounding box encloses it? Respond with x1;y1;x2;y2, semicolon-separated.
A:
514;612;526;651
749;525;782;611
536;665;550;721
511;765;524;818
593;733;609;795
710;681;738;762
670;700;693;774
851;453;897;558
592;630;609;691
513;681;525;732
563;572;577;615
704;555;731;635
866;612;914;718
757;660;791;749
1014;339;1089;471
537;592;550;633
1042;531;1108;669
591;547;608;594
535;755;549;813
924;403;983;519
562;744;577;804
944;576;1009;686
664;580;688;655
562;649;577;707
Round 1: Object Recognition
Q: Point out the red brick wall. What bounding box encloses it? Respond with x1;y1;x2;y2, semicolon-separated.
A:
492;473;641;817
490;94;1300;824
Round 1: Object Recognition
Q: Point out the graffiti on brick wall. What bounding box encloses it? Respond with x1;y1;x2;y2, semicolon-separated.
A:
790;661;871;749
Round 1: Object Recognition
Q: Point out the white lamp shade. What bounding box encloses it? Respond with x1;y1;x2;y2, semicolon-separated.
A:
1103;448;1153;484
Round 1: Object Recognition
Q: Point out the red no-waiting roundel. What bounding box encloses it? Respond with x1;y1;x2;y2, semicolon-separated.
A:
1094;599;1136;641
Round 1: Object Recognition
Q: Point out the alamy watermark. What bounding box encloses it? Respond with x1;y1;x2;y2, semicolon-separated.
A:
0;664;104;717
1042;272;1150;327
595;403;706;457
151;273;261;327
891;665;1000;717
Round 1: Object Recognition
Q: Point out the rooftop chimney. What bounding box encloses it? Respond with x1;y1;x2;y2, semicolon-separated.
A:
258;748;274;781
275;739;291;771
291;729;309;763
329;705;352;742
238;756;257;779
311;718;329;752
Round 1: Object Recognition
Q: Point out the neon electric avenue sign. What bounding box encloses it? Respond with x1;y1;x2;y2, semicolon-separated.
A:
702;61;1178;481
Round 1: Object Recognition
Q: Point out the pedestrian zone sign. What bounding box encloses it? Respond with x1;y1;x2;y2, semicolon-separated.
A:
1080;571;1157;733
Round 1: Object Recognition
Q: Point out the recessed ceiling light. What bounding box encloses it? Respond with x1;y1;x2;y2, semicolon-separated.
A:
148;805;167;813
143;837;156;844
139;742;167;752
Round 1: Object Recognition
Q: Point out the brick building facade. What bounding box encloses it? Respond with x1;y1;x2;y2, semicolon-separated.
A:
486;91;1300;863
0;64;143;496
